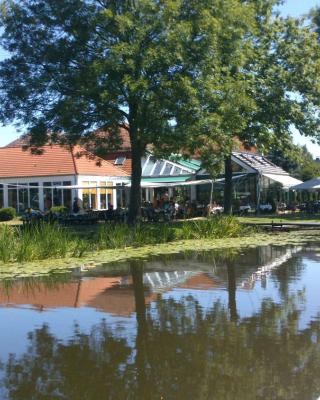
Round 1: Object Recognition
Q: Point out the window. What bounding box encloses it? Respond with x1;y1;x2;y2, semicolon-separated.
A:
63;181;72;210
0;185;3;209
82;181;97;209
152;161;165;176
114;156;126;165
90;181;97;209
8;184;18;210
52;182;62;206
100;182;113;209
163;163;173;175
29;183;39;209
18;184;28;211
116;183;127;208
82;181;90;209
171;167;182;176
142;156;156;176
44;182;52;210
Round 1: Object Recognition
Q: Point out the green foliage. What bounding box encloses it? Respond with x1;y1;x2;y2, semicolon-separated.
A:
97;223;177;249
0;223;86;263
1;1;320;220
177;216;244;240
0;0;274;222
196;2;320;209
0;217;245;263
97;217;244;249
0;207;16;221
0;225;15;263
268;142;320;181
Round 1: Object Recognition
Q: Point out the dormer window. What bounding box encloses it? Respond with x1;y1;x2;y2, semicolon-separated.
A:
114;156;126;165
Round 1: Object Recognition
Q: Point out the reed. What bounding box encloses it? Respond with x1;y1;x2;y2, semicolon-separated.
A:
0;217;245;264
0;223;84;263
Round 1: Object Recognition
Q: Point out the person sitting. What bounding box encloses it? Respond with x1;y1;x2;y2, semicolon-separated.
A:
105;204;114;221
72;198;80;214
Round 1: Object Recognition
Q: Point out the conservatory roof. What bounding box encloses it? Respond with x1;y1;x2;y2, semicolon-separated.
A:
232;152;289;175
141;153;196;178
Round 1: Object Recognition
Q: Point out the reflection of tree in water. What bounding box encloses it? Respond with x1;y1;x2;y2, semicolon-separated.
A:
3;294;320;400
2;321;132;400
2;253;320;400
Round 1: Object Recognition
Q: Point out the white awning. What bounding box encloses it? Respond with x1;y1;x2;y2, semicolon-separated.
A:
139;175;246;189
262;173;302;189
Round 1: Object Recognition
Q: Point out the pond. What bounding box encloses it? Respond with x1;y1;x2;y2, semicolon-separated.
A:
1;244;320;399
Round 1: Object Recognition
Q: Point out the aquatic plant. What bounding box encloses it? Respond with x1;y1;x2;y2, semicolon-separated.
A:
0;223;85;263
0;217;246;264
177;216;244;240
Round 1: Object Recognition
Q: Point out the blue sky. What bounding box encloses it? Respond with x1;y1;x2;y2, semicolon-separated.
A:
0;0;320;156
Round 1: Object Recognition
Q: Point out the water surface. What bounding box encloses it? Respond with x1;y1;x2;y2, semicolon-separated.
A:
1;245;320;399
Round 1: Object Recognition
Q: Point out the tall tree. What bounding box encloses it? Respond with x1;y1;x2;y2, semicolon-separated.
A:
197;1;320;213
268;142;320;181
0;0;250;223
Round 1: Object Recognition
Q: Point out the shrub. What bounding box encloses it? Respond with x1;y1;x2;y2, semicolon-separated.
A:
0;207;16;221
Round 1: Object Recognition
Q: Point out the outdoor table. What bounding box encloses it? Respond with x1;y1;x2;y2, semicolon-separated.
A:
209;206;224;215
259;204;272;212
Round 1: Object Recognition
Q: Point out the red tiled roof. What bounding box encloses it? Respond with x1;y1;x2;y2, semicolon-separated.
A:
101;151;132;175
178;273;219;290
0;145;129;178
5;127;132;151
72;146;129;177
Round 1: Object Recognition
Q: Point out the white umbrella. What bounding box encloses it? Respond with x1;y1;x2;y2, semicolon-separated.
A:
292;178;320;191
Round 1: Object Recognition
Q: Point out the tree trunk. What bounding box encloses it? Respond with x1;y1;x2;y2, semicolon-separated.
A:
128;127;143;224
131;262;149;396
224;155;233;215
227;261;238;323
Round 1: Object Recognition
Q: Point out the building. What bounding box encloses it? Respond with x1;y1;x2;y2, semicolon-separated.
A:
0;130;302;212
0;144;129;212
100;130;302;206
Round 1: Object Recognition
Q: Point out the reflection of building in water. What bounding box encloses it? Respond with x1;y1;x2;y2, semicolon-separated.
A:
241;246;302;290
122;270;219;293
0;272;219;317
0;245;303;316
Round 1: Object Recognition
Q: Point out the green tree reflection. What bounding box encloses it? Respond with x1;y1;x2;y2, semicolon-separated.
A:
2;322;132;400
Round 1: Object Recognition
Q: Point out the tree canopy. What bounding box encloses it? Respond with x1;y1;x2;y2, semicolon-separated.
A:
1;1;320;219
0;0;253;221
268;141;320;182
195;0;320;212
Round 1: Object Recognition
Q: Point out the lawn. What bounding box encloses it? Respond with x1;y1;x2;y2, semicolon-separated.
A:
237;213;320;224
